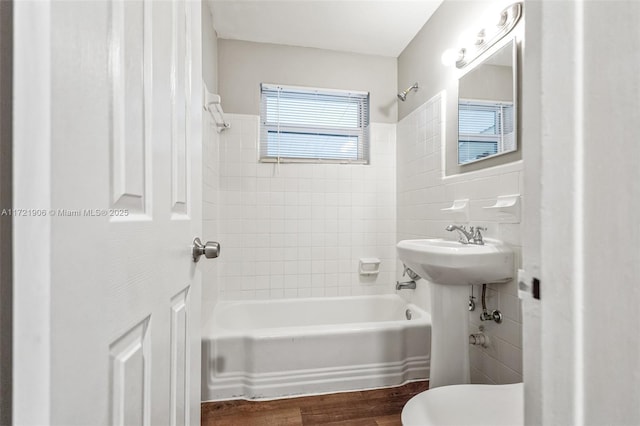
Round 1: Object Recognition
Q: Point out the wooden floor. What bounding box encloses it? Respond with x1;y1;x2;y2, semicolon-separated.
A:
201;381;429;426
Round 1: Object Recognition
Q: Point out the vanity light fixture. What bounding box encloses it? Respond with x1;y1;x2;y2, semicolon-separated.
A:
443;2;522;69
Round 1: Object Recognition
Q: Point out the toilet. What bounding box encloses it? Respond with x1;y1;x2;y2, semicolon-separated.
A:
401;383;523;426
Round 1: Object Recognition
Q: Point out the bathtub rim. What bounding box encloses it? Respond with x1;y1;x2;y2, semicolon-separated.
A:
203;294;431;338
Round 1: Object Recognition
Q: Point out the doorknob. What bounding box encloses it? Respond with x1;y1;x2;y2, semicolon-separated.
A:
192;237;221;262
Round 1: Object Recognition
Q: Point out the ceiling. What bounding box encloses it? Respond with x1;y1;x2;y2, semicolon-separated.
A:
207;0;444;58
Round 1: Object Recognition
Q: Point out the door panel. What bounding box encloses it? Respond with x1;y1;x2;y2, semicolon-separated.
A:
109;0;151;215
171;0;190;217
13;0;203;424
170;287;191;426
109;317;151;426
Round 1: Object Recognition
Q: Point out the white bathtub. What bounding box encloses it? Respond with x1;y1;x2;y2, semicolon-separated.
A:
201;294;431;401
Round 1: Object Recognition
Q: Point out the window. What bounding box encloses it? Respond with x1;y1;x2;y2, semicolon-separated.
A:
458;100;514;164
260;84;370;163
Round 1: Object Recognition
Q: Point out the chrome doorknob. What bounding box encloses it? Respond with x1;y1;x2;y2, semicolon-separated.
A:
192;237;221;262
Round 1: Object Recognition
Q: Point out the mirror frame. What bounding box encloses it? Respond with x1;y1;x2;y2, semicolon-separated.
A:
457;37;518;166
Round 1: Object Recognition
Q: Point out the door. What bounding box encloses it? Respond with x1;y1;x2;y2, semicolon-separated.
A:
13;1;203;424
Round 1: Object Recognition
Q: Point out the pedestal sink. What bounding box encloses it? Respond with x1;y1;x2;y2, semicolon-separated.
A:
397;238;513;388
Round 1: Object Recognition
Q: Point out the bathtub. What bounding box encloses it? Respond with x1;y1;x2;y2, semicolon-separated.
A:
201;294;431;401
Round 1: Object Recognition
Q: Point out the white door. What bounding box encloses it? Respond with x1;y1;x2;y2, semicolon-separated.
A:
13;1;204;424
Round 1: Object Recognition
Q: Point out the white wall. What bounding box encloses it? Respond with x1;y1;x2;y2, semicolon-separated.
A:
217;114;396;300
217;39;398;124
397;91;523;385
202;2;217;93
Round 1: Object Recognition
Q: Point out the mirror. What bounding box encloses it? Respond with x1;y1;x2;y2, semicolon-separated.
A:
458;39;517;165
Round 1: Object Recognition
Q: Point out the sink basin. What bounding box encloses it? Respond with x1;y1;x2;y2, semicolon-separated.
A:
397;238;513;286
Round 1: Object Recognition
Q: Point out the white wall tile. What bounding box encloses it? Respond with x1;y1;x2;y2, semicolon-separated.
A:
202;117;221;328
218;115;397;300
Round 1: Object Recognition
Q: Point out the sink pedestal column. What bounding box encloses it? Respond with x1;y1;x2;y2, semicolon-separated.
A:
429;283;470;388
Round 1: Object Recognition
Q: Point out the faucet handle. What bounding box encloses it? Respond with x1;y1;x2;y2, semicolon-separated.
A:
472;226;487;245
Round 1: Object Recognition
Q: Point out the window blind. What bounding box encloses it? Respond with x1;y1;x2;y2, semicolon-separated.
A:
458;99;514;164
260;84;370;163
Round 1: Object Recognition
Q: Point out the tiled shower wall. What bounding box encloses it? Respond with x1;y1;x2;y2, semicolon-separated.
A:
202;112;221;325
397;93;524;385
217;114;397;300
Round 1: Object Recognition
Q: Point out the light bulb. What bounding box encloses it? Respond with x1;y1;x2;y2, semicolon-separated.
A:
441;48;459;66
457;28;477;51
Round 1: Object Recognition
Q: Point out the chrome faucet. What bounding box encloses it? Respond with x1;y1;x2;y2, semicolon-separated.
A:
446;225;487;245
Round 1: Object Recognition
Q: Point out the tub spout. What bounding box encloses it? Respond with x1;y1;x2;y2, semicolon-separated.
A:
396;280;416;290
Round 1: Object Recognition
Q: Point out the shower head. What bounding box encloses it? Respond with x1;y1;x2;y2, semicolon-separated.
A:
397;82;419;101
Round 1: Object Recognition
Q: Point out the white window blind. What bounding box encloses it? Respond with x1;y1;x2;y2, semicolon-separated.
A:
458;99;514;164
260;84;370;164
